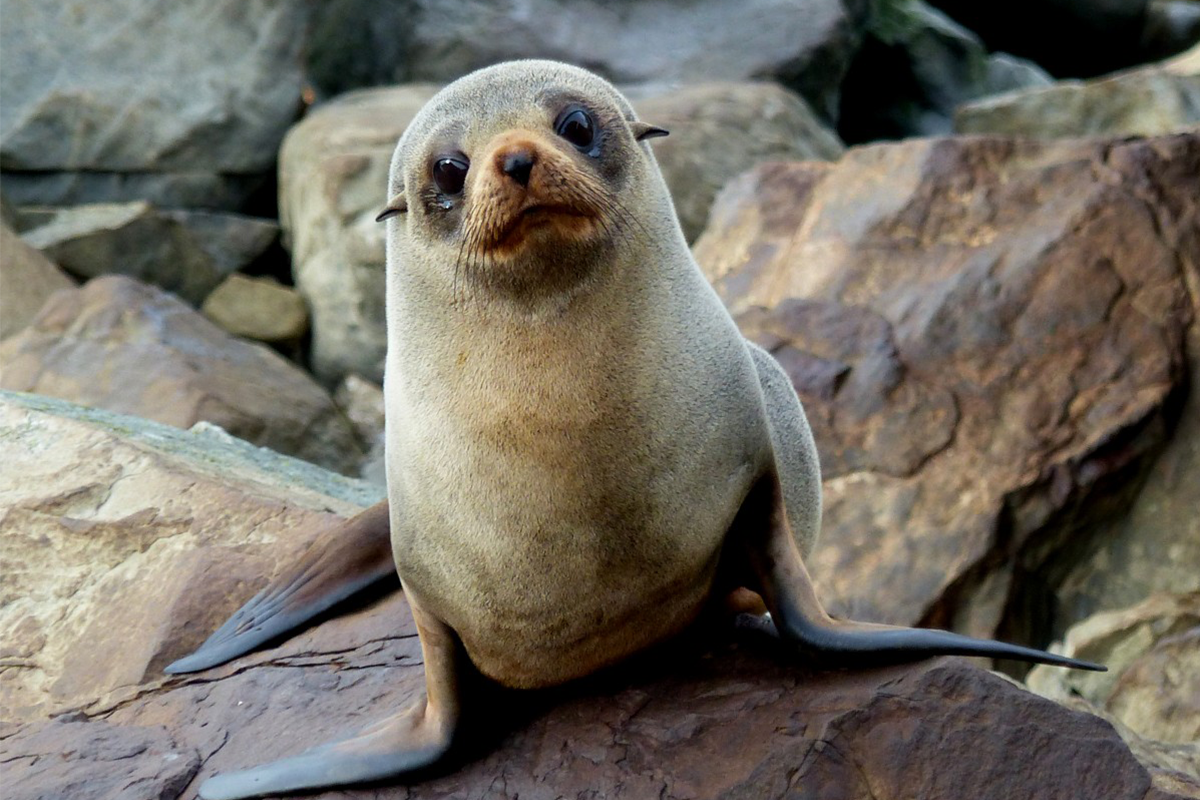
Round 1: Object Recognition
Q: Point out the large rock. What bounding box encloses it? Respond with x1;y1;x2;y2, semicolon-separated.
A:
693;134;1199;652
839;0;1052;140
0;1;313;209
0;390;383;722
1029;591;1200;746
18;203;279;305
200;273;309;344
281;81;842;384
631;82;844;241
5;587;1193;799
0;321;1194;800
400;0;864;120
0;275;361;473
4;395;1187;799
279;85;439;384
0;220;73;340
955;41;1200;138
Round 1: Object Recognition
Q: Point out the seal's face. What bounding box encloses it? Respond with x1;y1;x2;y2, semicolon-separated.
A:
381;61;668;303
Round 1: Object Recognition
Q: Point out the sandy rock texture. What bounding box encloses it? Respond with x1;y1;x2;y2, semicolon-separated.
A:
956;42;1200;138
0;390;384;722
0;220;73;340
201;274;309;345
1029;591;1200;746
693;133;1199;651
0;275;360;474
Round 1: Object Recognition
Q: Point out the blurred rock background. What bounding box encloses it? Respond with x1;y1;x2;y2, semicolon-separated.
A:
1;1;1198;798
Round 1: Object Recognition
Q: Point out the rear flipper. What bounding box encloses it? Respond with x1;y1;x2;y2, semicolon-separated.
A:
166;500;395;674
739;476;1104;672
198;599;463;800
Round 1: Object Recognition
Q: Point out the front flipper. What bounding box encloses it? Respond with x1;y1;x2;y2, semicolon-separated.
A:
198;598;463;800
739;476;1105;672
166;500;394;674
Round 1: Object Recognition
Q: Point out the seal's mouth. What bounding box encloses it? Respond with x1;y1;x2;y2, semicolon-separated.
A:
487;203;600;255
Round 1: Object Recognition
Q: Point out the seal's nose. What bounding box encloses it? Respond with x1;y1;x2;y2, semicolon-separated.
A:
501;151;534;187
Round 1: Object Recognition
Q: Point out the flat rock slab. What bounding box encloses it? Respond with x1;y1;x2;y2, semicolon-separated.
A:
4;585;1190;800
1;719;201;800
0;391;382;721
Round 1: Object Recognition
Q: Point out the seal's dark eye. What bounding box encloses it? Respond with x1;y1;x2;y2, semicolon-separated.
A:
556;109;595;150
432;157;469;195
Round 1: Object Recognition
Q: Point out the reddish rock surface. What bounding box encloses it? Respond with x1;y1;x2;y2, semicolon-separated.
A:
0;275;361;474
4;587;1193;800
694;134;1199;651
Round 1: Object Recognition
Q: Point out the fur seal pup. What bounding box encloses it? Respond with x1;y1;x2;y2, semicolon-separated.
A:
174;60;1102;800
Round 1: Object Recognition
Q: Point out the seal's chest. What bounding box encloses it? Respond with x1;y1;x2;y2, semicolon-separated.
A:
393;486;723;688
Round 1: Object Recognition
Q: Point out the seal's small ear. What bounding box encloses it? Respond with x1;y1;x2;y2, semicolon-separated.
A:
631;122;670;141
375;192;408;222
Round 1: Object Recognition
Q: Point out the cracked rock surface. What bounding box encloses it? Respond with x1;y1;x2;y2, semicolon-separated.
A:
0;390;383;723
694;133;1199;649
5;588;1195;800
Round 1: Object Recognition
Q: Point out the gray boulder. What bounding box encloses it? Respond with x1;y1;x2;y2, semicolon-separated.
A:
0;1;313;209
303;0;866;120
632;81;844;241
19;202;278;305
927;0;1152;77
279;85;440;385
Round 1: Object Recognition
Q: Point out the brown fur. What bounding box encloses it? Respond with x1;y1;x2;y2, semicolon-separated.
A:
381;60;805;688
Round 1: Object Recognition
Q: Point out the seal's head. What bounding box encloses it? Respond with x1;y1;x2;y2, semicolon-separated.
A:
379;60;670;303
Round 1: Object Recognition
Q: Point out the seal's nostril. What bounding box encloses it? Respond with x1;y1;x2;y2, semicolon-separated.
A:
502;152;534;187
